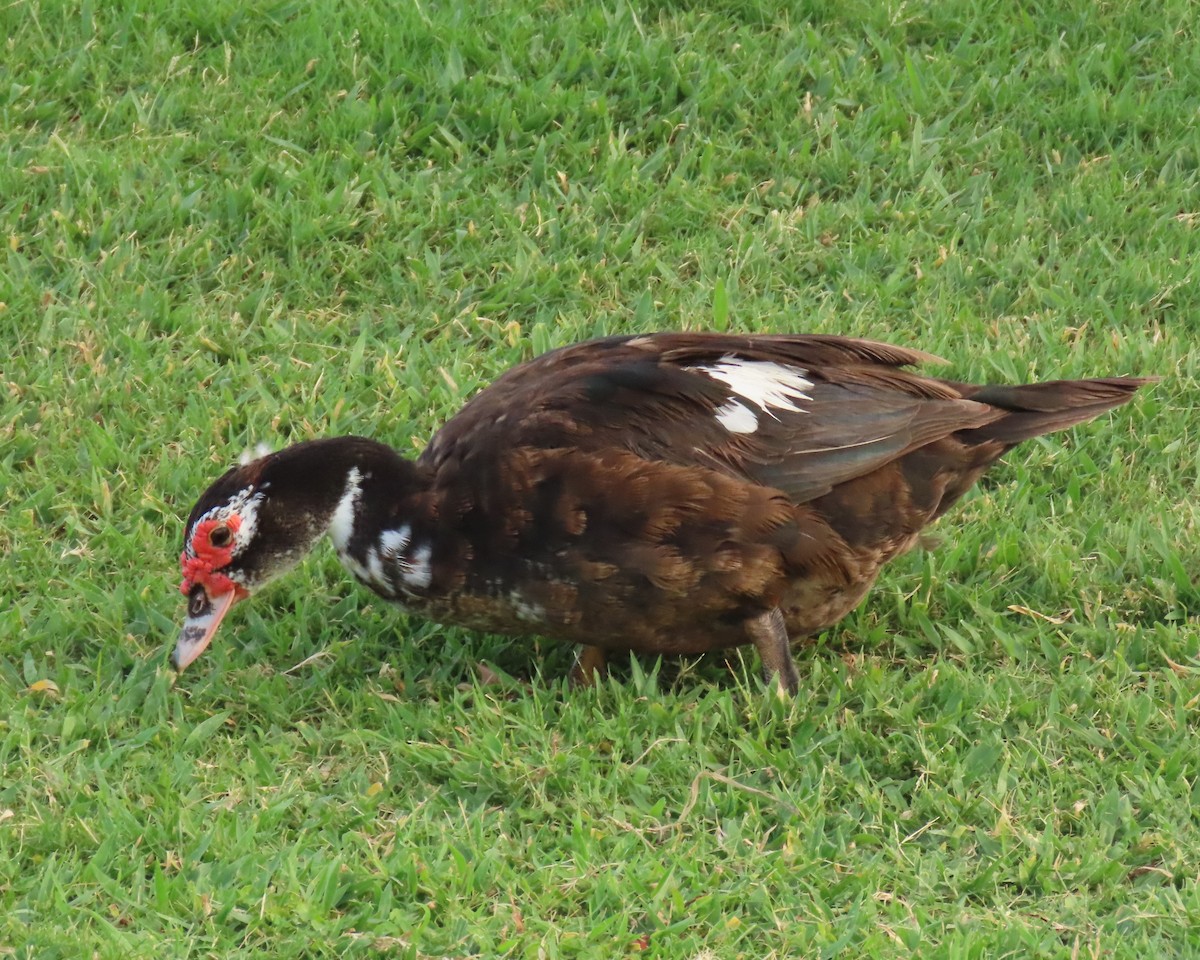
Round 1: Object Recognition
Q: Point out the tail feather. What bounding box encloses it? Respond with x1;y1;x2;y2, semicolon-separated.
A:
951;376;1156;446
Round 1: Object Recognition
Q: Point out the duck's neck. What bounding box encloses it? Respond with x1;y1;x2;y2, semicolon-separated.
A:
273;437;421;549
274;436;443;597
257;436;425;547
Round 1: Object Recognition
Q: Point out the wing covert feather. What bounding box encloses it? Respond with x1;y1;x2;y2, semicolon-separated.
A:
419;333;998;504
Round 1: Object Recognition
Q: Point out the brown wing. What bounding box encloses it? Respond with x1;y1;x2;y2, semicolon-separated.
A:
419;332;1004;505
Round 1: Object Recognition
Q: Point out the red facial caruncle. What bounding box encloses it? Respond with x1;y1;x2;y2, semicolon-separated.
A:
180;514;243;595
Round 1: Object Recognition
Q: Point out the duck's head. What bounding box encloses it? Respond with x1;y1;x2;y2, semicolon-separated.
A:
172;438;395;672
173;463;297;671
172;436;427;672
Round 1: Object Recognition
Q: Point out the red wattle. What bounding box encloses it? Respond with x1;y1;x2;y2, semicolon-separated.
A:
179;515;243;595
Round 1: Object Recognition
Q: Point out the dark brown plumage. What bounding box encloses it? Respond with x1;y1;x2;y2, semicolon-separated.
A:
173;332;1152;692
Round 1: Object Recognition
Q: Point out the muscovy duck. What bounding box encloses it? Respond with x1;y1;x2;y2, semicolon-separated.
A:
173;332;1151;692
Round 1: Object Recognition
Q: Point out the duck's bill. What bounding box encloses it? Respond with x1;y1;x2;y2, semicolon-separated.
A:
171;586;239;672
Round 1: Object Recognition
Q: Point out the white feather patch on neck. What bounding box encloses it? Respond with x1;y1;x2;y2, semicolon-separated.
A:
328;466;363;552
401;542;434;590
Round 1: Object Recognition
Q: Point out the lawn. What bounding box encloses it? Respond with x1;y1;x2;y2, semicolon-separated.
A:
2;0;1198;956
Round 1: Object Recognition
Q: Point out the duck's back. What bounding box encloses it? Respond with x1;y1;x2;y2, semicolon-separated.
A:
423;333;993;491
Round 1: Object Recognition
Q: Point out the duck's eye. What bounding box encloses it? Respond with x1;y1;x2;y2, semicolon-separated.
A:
209;525;233;548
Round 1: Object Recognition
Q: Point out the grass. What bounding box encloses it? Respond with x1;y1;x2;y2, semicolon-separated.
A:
2;0;1198;956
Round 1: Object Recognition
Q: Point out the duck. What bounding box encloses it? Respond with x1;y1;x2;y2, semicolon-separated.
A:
172;331;1152;693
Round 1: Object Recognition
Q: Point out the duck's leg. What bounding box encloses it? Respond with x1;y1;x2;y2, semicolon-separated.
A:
569;644;608;687
746;608;799;696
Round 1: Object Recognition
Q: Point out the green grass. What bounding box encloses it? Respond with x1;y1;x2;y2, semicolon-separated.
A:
2;0;1198;956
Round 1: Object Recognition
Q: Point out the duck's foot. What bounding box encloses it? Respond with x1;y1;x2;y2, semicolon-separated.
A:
569;644;608;688
746;608;799;697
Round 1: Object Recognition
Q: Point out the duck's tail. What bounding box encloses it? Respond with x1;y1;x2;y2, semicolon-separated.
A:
949;376;1157;446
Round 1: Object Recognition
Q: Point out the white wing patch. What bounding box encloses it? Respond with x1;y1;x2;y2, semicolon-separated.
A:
695;358;813;420
714;399;759;434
